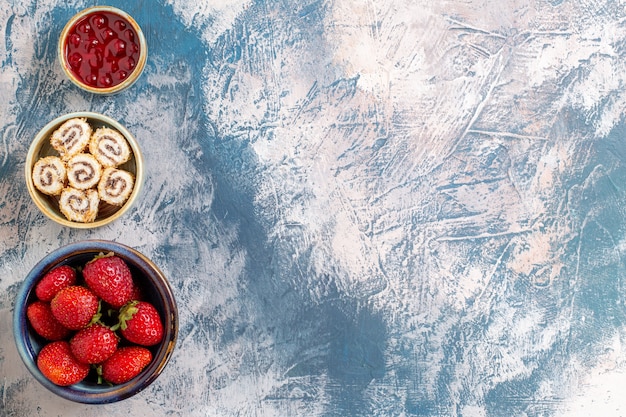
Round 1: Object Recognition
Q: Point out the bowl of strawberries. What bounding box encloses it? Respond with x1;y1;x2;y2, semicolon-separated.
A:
13;240;178;404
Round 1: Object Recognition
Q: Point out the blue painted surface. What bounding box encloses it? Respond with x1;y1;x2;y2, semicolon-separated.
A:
2;0;626;416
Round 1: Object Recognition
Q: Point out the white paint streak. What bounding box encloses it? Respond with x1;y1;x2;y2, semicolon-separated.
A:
164;0;252;44
561;334;626;417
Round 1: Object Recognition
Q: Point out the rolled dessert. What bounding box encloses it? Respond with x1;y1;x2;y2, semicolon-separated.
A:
32;156;67;196
50;118;92;159
66;153;102;190
98;167;135;206
89;127;131;168
59;187;99;223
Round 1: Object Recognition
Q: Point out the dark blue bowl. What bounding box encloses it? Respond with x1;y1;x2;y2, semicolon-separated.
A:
13;240;178;404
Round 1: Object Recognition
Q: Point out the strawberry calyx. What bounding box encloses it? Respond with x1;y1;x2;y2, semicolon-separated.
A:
110;300;139;332
95;364;112;385
86;251;116;265
88;301;104;327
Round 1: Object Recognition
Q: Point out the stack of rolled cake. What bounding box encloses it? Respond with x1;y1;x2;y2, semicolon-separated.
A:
31;118;135;223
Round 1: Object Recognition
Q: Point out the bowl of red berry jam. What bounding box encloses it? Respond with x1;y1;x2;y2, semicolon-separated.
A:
13;240;178;404
58;6;147;94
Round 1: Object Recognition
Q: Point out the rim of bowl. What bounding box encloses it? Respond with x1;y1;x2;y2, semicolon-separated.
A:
58;6;148;95
25;111;144;229
13;240;178;404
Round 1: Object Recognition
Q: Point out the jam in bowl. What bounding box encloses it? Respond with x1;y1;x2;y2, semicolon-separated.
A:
58;6;147;94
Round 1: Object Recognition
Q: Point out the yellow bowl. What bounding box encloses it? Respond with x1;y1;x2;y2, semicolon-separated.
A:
58;6;147;95
25;112;144;228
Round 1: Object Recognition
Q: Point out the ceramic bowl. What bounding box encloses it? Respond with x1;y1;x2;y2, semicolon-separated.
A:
58;6;147;94
13;240;178;404
25;111;144;228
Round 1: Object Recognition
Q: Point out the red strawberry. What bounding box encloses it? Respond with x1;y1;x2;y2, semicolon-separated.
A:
115;301;163;346
70;324;119;364
83;253;134;308
50;285;100;330
37;341;90;386
26;301;71;341
129;282;143;301
99;346;152;384
35;265;77;302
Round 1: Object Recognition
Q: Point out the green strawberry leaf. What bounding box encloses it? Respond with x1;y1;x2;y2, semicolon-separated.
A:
110;300;139;331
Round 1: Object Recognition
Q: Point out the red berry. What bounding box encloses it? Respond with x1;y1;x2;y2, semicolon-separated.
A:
50;285;100;330
83;253;134;309
119;56;135;71
91;14;107;29
100;346;152;384
70;324;118;364
101;28;115;42
124;29;134;42
69;33;81;47
107;39;126;57
37;341;90;386
68;52;83;69
115;20;126;31
26;301;71;341
116;301;163;346
85;73;98;86
35;265;77;302
100;74;113;87
129;283;143;301
77;22;91;34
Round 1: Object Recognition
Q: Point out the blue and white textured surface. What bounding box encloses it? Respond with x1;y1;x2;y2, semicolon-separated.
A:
2;0;626;416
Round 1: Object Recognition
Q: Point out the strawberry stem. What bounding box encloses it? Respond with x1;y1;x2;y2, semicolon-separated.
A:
95;365;112;385
110;300;139;332
88;301;104;326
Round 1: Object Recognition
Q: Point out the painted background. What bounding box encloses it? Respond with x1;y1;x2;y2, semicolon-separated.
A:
1;0;626;416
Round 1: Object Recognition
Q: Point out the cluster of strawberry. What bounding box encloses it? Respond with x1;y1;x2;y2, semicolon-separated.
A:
26;253;164;386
